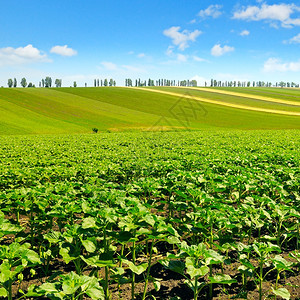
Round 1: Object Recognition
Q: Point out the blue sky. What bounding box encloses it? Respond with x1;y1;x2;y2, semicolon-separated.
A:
0;0;300;86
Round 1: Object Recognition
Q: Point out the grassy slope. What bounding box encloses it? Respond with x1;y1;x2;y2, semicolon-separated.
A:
0;87;299;135
57;87;300;129
214;87;300;102
150;87;300;113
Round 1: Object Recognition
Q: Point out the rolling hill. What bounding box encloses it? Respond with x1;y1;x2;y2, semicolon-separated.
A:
0;86;299;135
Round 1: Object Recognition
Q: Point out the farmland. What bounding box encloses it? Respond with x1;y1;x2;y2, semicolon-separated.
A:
0;87;300;299
0;130;299;299
0;87;300;135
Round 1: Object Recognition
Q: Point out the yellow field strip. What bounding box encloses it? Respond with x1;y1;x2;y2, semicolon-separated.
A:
176;87;300;107
132;87;300;116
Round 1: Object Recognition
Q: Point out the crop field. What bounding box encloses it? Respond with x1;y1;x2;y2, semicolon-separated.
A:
0;87;300;135
0;130;299;299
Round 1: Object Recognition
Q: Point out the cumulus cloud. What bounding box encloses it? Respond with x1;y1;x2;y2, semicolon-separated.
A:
163;26;202;50
284;33;300;44
137;53;145;58
198;4;223;19
211;44;234;56
122;65;147;73
233;3;300;28
240;30;250;36
165;46;174;56
101;61;118;71
100;61;147;74
0;44;49;66
177;54;188;62
50;45;77;56
193;56;207;62
263;57;300;72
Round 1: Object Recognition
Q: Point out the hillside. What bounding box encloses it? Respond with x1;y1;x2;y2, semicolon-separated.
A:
0;87;299;135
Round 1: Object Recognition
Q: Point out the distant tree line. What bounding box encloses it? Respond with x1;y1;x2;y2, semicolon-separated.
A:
125;78;198;87
209;79;300;88
94;78;116;87
7;77;35;88
6;77;63;88
4;77;300;89
5;77;118;88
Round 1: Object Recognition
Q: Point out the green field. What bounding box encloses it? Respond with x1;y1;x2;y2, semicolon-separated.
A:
0;87;300;135
0;131;299;299
1;86;300;298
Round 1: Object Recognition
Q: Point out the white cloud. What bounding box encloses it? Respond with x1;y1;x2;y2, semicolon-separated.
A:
240;30;250;36
100;61;147;74
193;56;207;62
211;44;234;56
263;57;300;72
0;44;49;66
137;53;145;58
233;3;300;28
284;33;300;44
163;26;202;50
198;5;223;19
177;54;187;62
101;61;118;71
50;45;77;56
122;65;147;73
165;46;174;56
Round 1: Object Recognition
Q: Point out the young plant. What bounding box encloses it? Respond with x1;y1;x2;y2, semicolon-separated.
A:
140;214;179;300
271;255;292;300
36;272;105;300
161;241;236;300
0;242;41;300
252;242;281;300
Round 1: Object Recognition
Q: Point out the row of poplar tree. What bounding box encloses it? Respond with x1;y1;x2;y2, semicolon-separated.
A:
93;79;116;87
209;79;300;88
7;77;62;88
6;77;117;88
125;78;198;87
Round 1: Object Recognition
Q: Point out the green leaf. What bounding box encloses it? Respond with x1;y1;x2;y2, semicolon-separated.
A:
186;257;209;278
111;267;125;276
186;264;209;278
123;259;148;275
272;255;293;270
167;236;180;244
22;249;41;264
143;214;155;227
208;274;237;285
82;240;96;253
0;261;24;282
271;288;290;300
82;276;105;300
80;255;115;268
0;221;23;237
154;280;161;291
260;235;277;242
38;282;60;294
82;217;96;229
205;249;224;265
0;287;7;297
160;260;185;275
44;231;61;244
61;272;81;294
59;247;77;264
24;284;44;297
